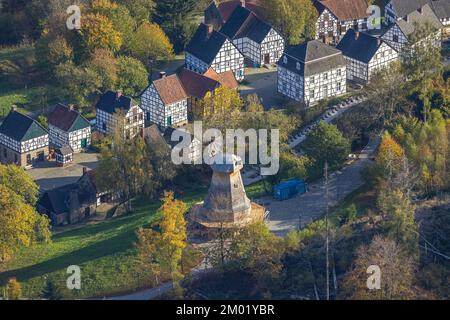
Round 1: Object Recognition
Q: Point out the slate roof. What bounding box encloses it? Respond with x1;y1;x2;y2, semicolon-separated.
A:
336;29;391;63
208;0;265;23
56;145;73;156
315;0;369;21
152;74;188;105
163;127;197;148
278;40;346;76
396;3;443;37
389;0;431;18
178;69;220;99
96;91;134;115
38;182;93;215
220;5;273;43
186;24;230;64
142;124;168;146
48;104;90;133
0;110;48;142
430;0;450;20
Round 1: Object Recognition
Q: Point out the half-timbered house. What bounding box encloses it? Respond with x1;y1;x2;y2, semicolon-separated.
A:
95;91;144;139
186;23;245;81
314;0;370;44
205;0;265;31
141;73;188;128
277;40;347;104
0;108;49;168
48;103;91;153
384;0;430;25
178;68;238;119
337;29;399;84
382;3;443;53
219;4;285;67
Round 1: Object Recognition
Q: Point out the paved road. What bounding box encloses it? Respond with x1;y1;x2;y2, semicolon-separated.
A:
262;136;380;237
239;68;286;110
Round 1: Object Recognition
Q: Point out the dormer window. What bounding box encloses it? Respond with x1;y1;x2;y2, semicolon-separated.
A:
283;56;288;64
296;62;301;70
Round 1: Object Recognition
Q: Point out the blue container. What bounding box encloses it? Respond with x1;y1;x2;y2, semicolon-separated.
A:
273;179;307;201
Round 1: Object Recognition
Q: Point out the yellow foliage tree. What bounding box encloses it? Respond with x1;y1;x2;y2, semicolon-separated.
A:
376;131;405;174
129;22;174;69
197;86;243;119
79;13;123;53
136;191;187;294
6;278;22;300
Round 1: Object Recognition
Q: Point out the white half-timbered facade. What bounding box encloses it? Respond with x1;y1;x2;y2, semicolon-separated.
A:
219;5;284;66
277;40;347;104
48;104;91;153
96;91;144;139
0;109;49;168
141;73;188;128
337;30;399;83
314;0;369;44
382;3;443;54
186;24;245;81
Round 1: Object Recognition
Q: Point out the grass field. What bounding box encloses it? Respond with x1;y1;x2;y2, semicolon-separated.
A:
0;185;207;299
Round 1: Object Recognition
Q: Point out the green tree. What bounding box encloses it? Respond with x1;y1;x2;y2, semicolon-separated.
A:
154;0;197;52
116;56;149;96
261;0;317;45
117;0;155;23
41;279;63;300
303;121;351;175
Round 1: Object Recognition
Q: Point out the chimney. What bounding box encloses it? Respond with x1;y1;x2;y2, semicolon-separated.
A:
159;71;167;79
418;7;422;14
355;31;360;40
116;91;123;99
206;23;214;35
68;104;74;111
11;105;17;112
240;0;246;8
377;38;381;46
83;167;87;175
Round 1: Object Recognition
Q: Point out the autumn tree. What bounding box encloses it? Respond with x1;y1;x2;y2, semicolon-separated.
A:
87;48;118;91
78;13;123;53
5;278;22;300
117;0;155;23
261;0;318;45
340;236;416;300
376;131;405;176
129;22;174;71
199;86;243;120
0;167;51;262
136;192;188;294
95;118;148;212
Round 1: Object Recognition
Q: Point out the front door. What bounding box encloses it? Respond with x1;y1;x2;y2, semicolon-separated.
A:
167;116;172;127
264;53;270;64
81;138;87;149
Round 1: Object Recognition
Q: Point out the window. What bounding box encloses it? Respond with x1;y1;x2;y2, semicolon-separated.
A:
3;148;6;158
337;69;341;76
296;62;301;70
393;35;399;42
310;76;315;84
102;122;107;131
283;56;288;64
337;82;341;91
323;73;328;80
310;89;315;98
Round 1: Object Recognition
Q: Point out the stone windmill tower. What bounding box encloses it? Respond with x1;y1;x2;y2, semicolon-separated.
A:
189;153;265;238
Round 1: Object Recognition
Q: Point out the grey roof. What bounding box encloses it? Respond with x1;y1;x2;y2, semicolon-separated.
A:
337;29;390;63
390;0;431;17
396;3;443;37
96;91;134;115
430;0;450;20
0;110;48;142
186;24;229;64
220;5;273;43
278;40;346;76
56;145;73;156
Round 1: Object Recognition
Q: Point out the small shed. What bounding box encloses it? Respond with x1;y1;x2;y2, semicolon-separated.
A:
55;145;73;166
273;179;307;201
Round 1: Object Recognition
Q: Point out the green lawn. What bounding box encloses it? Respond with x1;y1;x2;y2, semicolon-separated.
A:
0;185;207;299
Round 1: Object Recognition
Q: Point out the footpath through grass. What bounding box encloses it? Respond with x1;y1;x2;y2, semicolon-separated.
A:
0;185;207;299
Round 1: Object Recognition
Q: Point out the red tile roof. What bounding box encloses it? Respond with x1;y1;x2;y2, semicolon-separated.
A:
216;0;265;22
316;0;369;21
153;74;188;105
178;69;220;99
204;68;239;90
